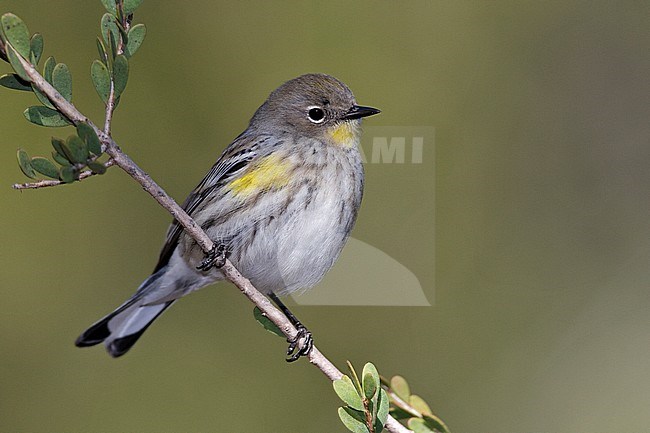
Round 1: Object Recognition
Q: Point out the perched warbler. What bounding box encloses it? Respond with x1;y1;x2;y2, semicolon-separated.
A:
75;73;380;360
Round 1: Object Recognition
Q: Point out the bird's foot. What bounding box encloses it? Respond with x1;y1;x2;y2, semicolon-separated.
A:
197;243;228;271
286;323;313;363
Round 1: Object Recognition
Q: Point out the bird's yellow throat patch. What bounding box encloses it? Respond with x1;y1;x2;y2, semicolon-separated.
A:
228;154;291;197
328;121;360;148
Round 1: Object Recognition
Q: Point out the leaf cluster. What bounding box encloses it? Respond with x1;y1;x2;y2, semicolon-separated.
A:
382;375;450;433
0;1;147;183
334;362;390;433
17;123;105;183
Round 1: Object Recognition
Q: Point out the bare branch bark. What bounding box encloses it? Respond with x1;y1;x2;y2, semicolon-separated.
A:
10;50;412;433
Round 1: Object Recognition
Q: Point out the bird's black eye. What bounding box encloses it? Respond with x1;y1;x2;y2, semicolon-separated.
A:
307;106;325;123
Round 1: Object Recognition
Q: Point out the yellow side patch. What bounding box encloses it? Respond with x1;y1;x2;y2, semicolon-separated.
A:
329;121;359;148
228;154;291;197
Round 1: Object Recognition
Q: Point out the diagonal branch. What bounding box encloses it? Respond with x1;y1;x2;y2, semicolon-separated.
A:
10;50;412;433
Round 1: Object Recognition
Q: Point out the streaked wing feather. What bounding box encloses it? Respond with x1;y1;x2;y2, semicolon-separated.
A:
152;133;274;272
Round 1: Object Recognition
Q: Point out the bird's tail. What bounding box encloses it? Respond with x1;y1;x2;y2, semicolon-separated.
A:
75;269;175;357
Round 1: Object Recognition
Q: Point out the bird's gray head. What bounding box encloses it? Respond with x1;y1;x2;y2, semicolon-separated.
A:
250;73;380;147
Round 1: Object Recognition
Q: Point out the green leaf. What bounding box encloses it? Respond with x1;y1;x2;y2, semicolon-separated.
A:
346;361;363;395
76;122;102;156
32;83;55;109
423;415;450;433
29;33;43;65
32;56;58;108
252;307;283;337
52;151;70;166
108;29;118;61
375;389;390;432
362;363;380;400
123;0;144;15
390;376;411;402
17;149;36;179
337;407;370;433
1;13;31;58
51;136;66;155
101;14;120;56
5;43;30;81
52;63;72;101
409;395;432;417
112;54;128;98
333;375;364;411
43;56;55;83
408;418;434;433
100;0;117;14
91;59;110;103
96;37;108;64
125;23;146;58
0;73;32;91
87;161;107;174
30;157;59;179
388;407;413;421
23;106;71;127
59;165;77;183
65;135;89;164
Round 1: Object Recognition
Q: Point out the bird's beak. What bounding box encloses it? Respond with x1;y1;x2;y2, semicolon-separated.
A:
343;105;381;120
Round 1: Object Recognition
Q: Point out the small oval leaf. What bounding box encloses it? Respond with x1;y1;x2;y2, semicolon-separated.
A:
29;33;43;65
91;59;110;103
423;415;451;433
6;43;30;81
101;14;120;55
1;13;31;58
375;389;390;430
43;56;56;83
0;73;32;91
52;151;70;166
333;375;364;411
100;0;117;14
30;157;59;179
51;136;66;155
31;83;55;109
252;307;283;337
407;418;433;433
23;106;71;127
409;395;432;417
112;54;129;98
52;63;72;101
65;135;89;164
59;165;77;183
77;122;102;156
96;37;108;64
125;23;146;57
123;0;144;15
87;161;107;175
338;407;370;433
17;149;36;179
362;363;380;400
390;376;411;402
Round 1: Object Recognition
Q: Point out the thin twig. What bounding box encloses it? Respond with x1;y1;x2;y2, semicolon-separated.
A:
11;48;411;433
103;8;129;135
385;388;422;418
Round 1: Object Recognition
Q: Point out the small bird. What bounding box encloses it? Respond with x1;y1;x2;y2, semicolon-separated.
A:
75;73;380;360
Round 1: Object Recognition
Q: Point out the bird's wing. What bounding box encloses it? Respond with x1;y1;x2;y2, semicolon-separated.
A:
152;132;276;272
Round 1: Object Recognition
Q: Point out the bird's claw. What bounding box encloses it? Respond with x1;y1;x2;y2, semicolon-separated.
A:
197;244;228;271
286;324;313;363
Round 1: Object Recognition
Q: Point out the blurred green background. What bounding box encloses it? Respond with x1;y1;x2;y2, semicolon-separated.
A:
1;1;649;432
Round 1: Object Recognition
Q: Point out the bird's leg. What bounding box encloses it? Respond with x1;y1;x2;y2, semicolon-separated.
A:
269;293;313;362
197;243;229;271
